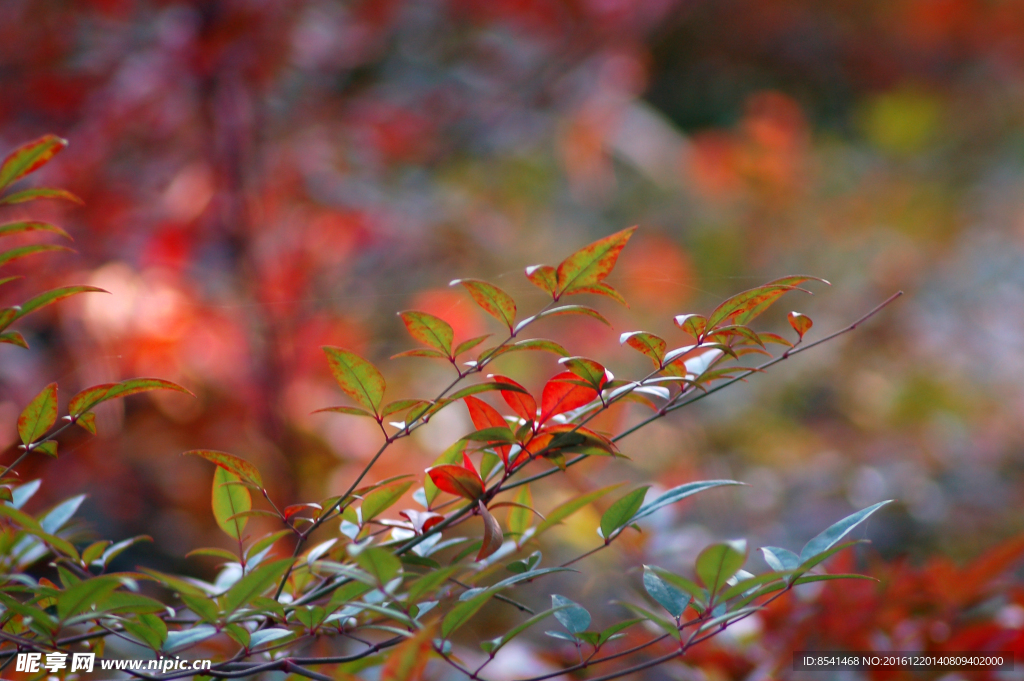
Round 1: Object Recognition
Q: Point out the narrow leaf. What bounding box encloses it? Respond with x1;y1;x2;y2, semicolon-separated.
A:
184;450;263;488
0;135;68;190
600;487;649;540
551;594;590;634
800;500;892;562
18;382;57;445
0;221;72;240
0;188;82;205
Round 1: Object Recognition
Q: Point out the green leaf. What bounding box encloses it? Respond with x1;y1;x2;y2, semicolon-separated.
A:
516;305;610;334
249;628;293;649
695;540;747;597
562;282;628;305
719;571;788;602
674;314;707;340
0;187;82;205
619;331;666;367
525;264;558;297
405;565;460;603
184;450;263;488
645;567;706;610
795;540;866;577
185;547;240;562
598;618;643;645
211;467;251;540
600;487;649;540
391;348;449;360
446;381;530;402
222;558;293;613
453;334;492;357
615;601;680;640
442;588;495;638
380;399;430;418
0;244;72;268
322;346;386;415
490;605;570;654
630;480;741;524
559;356;608;388
0;593;56;633
312;405;376;417
695;606;762;633
453;279;517;331
0;221;72;240
6;286;106;328
399;310;454;356
481;338;570;360
759;546;801;572
0;331;27;348
555;226;637;295
551;594;590;634
68;377;193;417
0;135;68;190
800;500;892;562
18;382;57;445
534;483;622;537
163;625;217;652
362;479;414;522
57;576;121;620
355;546;401;585
643;567;690;617
508;484;533;538
380;622;436;680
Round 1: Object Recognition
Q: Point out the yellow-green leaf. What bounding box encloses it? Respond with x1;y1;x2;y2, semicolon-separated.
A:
322;346;386;415
184;450;263;488
212;467;251;540
18;382;57;445
0;135;68;190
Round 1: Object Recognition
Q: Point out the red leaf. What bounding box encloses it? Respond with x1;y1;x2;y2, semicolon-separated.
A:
539;371;599;424
426;465;483;500
488;374;536;422
525;264;558;297
464;395;512;463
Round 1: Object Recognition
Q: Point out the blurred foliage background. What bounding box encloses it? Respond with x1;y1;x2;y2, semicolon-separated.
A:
2;0;1024;678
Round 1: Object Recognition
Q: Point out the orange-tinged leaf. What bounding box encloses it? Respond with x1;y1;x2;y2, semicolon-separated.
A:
0;244;72;268
516;305;611;333
477;501;503;560
18;383;57;446
399;310;454;356
453;334;491;357
380;621;436;681
184;450;264;488
212;468;251;540
488;374;536;422
705;325;765;348
68;378;193;416
619;331;666;367
323;346;386;415
0;331;28;348
561;282;628;306
525;264;558;297
312;405;375;418
0;135;68;190
788;311;813;339
674;314;707;340
540;372;599;423
453;279;516;331
427;465;483;500
708;276;827;329
759;332;794;347
391;348;449;360
555;226;637;295
0;188;82;205
7;286;106;327
0;221;72;241
479;338;570;361
76;412;97;434
558;356;608;389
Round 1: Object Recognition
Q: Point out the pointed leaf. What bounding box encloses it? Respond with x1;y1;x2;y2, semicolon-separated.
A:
643;567;690;617
323;346;386;414
453;334;492;357
212;468;251;540
453;279;516;331
551;594;590;634
555;226;637;294
223;558;293;613
68;378;192;416
0;221;72;240
760;547;801;572
184;450;263;488
488;374;536;422
534;483;622;537
562;281;628;306
18;382;57;446
0;331;27;348
480;338;570;361
600;487;649;540
0;187;82;205
695;540;747;596
356;546;402;584
525;264;558;297
399;310;454;356
540;371;599;423
800;500;892;562
0;135;68;190
57;576;121;620
630;480;741;523
427;465;483;500
163;625;217;652
312;405;375;417
507;484;534;538
10;286;106;327
477;501;503;560
788;311;813;339
619;331;666;367
516;305;610;334
0;244;71;268
362;480;414;522
381;622;436;680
